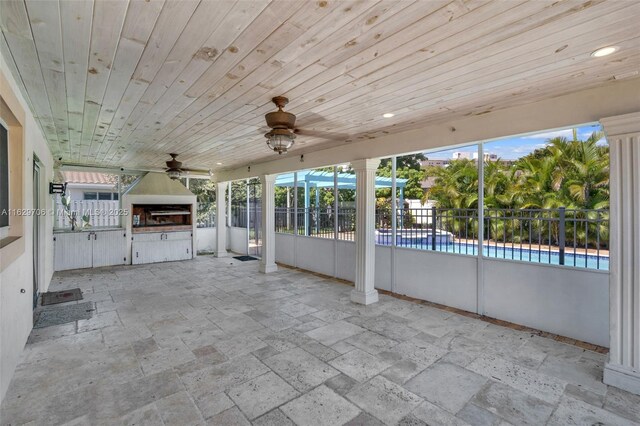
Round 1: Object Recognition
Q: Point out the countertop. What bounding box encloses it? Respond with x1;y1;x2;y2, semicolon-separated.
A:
53;227;124;234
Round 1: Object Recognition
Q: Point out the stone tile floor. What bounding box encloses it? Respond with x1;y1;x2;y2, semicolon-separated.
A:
2;256;639;425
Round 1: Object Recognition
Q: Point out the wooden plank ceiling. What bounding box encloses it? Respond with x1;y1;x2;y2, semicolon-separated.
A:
1;0;639;173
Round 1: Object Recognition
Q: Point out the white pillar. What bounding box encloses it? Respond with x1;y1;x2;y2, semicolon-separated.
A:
214;181;227;257
259;174;277;273
227;182;231;227
304;181;310;236
351;159;380;305
601;112;640;395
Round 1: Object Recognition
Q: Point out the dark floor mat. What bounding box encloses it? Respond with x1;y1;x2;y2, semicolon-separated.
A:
233;255;258;261
41;288;83;306
33;302;95;329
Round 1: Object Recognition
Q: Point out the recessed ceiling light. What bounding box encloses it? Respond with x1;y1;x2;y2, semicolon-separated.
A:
383;113;395;118
591;46;618;57
216;162;222;165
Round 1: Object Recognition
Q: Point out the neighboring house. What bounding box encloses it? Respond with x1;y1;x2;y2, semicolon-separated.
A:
61;171;118;201
56;172;120;228
421;158;450;168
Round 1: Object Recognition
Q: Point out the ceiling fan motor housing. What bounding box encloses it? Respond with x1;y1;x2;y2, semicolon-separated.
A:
265;96;297;154
166;155;181;168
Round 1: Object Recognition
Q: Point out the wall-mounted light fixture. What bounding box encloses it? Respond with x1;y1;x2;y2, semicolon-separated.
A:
49;182;66;195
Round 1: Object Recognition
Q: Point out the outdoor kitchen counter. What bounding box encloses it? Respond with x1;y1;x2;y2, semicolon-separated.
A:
54;227;124;234
132;225;192;233
54;228;127;271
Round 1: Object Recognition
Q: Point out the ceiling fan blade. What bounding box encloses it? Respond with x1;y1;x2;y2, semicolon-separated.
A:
295;112;330;127
294;128;349;141
182;167;213;176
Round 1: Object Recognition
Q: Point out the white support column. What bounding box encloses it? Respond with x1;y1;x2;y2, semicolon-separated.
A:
227;182;232;227
477;143;485;315
246;179;250;255
304;181;310;236
601;112;640;395
351;158;380;305
214;182;227;257
391;156;397;293
259;174;278;273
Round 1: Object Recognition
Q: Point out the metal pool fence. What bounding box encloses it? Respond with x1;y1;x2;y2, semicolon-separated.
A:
273;206;608;270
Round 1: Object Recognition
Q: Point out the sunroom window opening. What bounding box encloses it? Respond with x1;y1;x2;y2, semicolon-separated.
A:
482;123;608;270
247;177;262;257
397;148;480;255
375;158;393;245
307;167;336;239
336;164;356;241
230;180;248;228
275;167;338;239
189;178;216;229
274;174;295;234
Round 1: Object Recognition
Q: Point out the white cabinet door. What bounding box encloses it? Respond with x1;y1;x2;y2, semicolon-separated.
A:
92;230;127;267
167;239;192;261
132;239;192;264
132;241;157;264
54;232;93;271
131;231;193;264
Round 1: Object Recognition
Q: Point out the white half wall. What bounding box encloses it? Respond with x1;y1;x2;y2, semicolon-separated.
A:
274;233;295;267
196;227;217;253
272;235;410;293
394;248;478;313
296;236;334;277
273;233;607;345
336;240;356;283
483;259;609;347
1;61;54;401
228;226;248;255
374;245;392;292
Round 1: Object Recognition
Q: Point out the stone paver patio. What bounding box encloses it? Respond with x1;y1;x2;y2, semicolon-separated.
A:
1;256;639;425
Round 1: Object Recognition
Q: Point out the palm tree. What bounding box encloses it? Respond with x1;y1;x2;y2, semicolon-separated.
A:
423;159;478;237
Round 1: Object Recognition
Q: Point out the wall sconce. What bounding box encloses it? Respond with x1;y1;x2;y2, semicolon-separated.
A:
49;182;66;195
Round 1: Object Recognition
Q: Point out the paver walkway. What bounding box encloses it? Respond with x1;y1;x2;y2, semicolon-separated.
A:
2;256;638;425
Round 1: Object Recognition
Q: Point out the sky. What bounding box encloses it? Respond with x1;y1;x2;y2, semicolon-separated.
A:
425;124;604;160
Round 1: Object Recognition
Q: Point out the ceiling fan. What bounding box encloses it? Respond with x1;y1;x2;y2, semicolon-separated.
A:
263;96;348;154
165;153;212;179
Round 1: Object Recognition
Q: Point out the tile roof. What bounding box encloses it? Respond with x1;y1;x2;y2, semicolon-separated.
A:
62;171;116;185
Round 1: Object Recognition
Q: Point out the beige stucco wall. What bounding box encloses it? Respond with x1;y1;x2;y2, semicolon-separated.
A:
0;53;55;401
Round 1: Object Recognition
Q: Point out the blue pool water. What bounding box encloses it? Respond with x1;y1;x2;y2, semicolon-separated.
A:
379;240;609;271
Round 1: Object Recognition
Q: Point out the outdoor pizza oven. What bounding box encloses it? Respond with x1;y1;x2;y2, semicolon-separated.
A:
122;173;197;264
131;204;192;232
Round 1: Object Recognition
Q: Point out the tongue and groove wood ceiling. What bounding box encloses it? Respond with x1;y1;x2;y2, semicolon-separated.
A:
1;0;639;172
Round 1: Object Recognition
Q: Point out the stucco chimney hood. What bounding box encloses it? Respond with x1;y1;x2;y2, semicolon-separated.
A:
124;172;194;197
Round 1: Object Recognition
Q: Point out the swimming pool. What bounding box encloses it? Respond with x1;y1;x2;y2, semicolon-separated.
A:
378;240;609;271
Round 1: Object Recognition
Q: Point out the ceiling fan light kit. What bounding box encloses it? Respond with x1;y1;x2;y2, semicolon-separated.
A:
265;96;296;155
